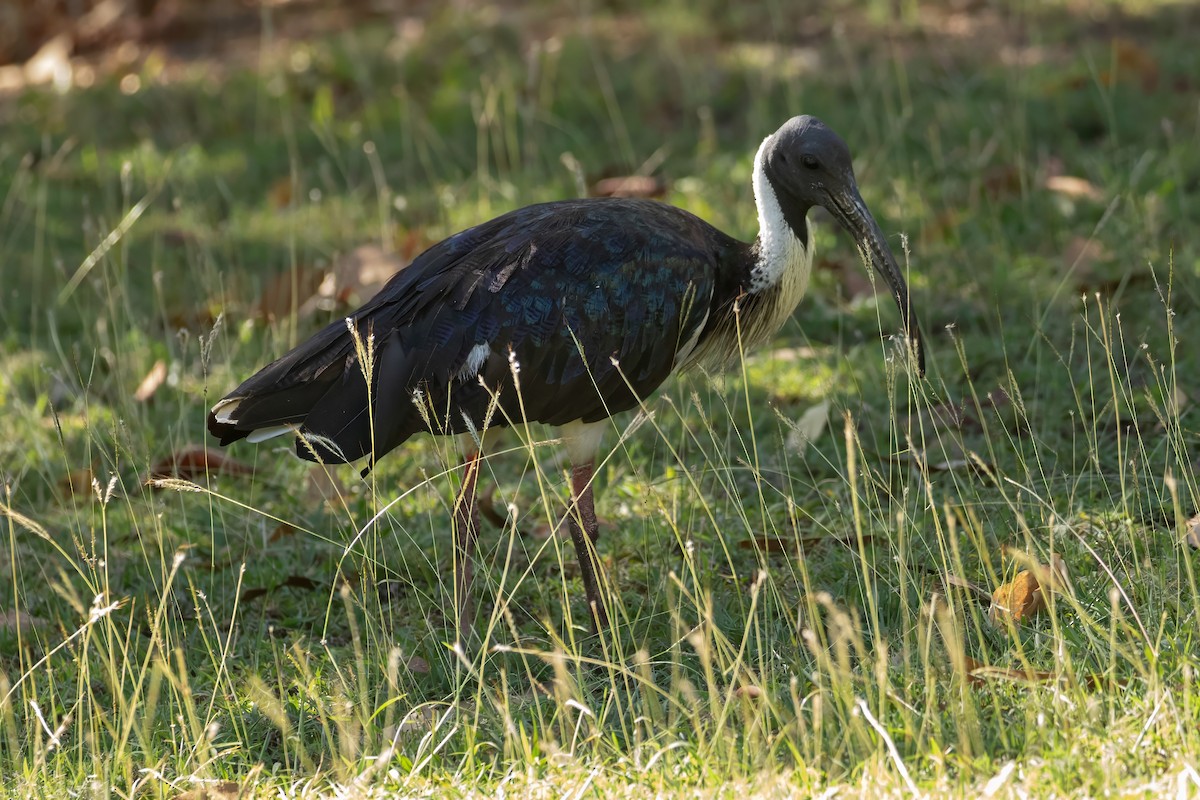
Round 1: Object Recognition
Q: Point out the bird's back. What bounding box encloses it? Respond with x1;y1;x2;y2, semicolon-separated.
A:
208;197;746;466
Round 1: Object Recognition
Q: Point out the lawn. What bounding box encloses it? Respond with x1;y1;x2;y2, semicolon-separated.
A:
2;1;1200;797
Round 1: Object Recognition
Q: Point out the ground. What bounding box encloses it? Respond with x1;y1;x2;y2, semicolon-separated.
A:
1;1;1200;797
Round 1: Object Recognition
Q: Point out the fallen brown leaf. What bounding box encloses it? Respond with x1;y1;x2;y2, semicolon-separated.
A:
295;244;406;317
132;359;167;402
590;175;668;198
1045;175;1103;202
147;447;255;482
988;554;1068;624
734;685;763;700
988;570;1043;622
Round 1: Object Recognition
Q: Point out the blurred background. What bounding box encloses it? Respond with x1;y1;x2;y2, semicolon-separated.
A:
1;3;1199;794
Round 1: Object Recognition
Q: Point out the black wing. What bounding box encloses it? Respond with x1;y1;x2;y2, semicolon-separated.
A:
208;198;740;465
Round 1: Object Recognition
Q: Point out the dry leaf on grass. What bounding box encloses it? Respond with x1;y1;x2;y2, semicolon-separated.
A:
734;685;763;700
590;175;667;198
988;554;1069;624
132;359;167;402
254;245;413;323
988;571;1043;622
1045;175;1103;202
146;447;255;483
296;244;407;317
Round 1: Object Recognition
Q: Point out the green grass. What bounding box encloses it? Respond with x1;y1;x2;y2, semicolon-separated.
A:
3;1;1200;796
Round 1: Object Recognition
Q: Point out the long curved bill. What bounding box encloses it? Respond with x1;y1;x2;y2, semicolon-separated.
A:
828;188;925;376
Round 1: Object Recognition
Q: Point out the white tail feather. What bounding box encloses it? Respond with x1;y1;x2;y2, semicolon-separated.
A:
211;398;241;425
247;425;296;443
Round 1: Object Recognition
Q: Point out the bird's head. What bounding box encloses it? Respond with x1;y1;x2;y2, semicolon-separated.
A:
761;115;925;375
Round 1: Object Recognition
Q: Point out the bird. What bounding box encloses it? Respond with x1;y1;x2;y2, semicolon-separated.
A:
207;115;924;638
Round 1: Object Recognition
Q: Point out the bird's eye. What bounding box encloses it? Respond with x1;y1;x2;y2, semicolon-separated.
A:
801;154;820;170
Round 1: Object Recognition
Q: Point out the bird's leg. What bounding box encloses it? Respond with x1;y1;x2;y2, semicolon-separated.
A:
452;448;482;642
568;460;608;632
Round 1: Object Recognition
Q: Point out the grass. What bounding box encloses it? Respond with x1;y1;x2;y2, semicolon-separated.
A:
2;0;1200;796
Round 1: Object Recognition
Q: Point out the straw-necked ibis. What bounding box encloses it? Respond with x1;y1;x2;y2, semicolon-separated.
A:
208;115;924;637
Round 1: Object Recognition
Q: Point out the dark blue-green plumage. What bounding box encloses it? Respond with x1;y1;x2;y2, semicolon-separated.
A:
208;198;750;464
